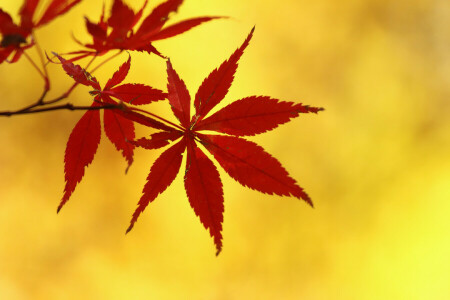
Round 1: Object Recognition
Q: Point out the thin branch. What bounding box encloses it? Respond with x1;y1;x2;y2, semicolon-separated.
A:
21;50;50;109
0;51;123;117
33;33;50;91
13;88;49;113
89;50;123;73
23;51;47;82
0;103;121;117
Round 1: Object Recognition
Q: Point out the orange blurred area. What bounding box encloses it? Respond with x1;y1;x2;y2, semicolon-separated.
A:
1;0;449;299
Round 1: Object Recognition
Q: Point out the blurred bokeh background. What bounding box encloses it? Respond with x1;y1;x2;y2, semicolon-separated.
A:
1;0;449;299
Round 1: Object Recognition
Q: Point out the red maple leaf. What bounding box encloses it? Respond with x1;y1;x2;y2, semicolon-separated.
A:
126;27;324;255
55;53;167;212
0;0;81;63
71;0;221;60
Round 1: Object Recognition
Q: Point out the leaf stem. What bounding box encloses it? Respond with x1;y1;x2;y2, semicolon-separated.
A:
21;50;50;110
90;50;123;73
23;51;47;83
32;33;50;91
130;107;185;131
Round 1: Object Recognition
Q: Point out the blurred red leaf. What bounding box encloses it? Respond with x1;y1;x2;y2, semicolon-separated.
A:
76;0;221;58
36;0;82;27
1;0;80;63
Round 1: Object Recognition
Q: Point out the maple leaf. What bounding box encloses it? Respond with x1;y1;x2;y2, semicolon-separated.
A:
71;0;221;60
0;0;81;63
55;53;167;212
126;27;324;255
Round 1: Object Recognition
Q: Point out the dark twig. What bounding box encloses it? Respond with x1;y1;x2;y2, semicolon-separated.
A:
0;50;124;117
0;103;122;117
33;33;50;91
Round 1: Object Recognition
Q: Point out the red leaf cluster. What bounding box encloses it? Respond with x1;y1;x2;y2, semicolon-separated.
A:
71;0;221;60
1;0;324;255
0;0;81;63
55;53;166;211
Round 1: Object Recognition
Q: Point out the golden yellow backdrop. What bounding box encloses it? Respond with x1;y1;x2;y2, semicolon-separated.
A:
0;0;449;299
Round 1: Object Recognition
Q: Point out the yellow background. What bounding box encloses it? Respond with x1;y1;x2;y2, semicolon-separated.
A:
1;0;449;299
